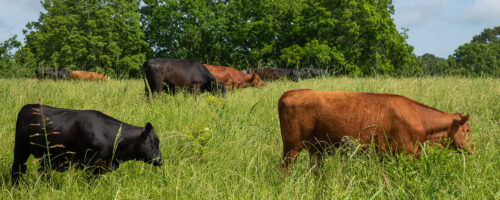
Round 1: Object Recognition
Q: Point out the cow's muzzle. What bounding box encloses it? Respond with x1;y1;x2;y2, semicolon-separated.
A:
468;146;476;154
152;157;163;166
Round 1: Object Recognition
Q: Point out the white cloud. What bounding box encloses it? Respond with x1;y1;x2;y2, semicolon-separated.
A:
0;0;43;17
393;0;445;27
0;19;7;28
464;0;500;23
0;0;43;42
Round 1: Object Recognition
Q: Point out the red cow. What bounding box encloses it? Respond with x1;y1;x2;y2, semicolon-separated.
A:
70;71;108;81
204;64;265;89
279;89;475;173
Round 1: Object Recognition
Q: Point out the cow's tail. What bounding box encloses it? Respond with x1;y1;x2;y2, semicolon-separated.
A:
142;60;153;98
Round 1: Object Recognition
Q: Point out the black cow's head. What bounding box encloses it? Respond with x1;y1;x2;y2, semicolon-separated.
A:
136;122;163;166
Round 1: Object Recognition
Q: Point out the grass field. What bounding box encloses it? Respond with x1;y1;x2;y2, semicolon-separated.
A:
0;77;498;199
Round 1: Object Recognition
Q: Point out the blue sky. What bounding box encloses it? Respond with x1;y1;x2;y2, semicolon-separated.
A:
393;0;500;57
1;0;500;58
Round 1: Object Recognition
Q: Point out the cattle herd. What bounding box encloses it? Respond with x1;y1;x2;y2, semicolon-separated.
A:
12;58;475;184
35;69;109;81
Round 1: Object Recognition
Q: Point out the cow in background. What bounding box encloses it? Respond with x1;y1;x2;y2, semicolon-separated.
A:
299;68;327;79
35;69;70;80
204;64;265;89
142;58;226;97
70;71;109;81
248;68;299;82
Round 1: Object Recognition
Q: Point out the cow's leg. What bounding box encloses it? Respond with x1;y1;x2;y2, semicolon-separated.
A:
227;81;235;90
165;83;176;95
144;75;156;97
36;156;54;182
281;146;302;174
91;146;116;175
91;158;109;175
81;158;108;182
308;148;323;175
153;76;164;93
11;140;30;184
144;85;150;98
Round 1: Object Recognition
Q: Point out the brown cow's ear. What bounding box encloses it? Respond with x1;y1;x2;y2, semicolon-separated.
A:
459;114;469;125
249;73;256;81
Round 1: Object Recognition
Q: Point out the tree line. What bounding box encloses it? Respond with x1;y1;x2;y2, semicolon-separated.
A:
419;26;500;77
0;0;498;78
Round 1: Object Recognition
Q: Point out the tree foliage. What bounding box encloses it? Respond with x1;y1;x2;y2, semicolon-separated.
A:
448;26;500;77
0;35;29;78
418;53;448;76
0;35;21;70
417;26;499;77
471;26;500;44
140;0;418;76
16;0;148;78
8;0;497;78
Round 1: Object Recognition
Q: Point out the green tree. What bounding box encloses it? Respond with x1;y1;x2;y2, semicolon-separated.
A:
140;0;228;63
140;0;418;76
448;26;500;77
471;26;500;44
448;42;499;77
17;0;148;78
0;35;21;70
418;53;448;76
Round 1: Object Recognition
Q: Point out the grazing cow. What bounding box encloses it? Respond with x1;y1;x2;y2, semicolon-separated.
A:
142;58;226;97
248;68;299;82
204;64;265;89
11;104;163;184
279;89;475;173
35;69;70;80
299;68;327;79
70;71;109;81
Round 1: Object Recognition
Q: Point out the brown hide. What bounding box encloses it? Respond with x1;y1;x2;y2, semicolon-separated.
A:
278;89;474;172
204;64;265;89
71;71;109;81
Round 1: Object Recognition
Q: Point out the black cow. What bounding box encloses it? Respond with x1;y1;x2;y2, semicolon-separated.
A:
248;68;299;82
11;104;163;184
142;58;226;97
299;68;327;79
35;69;70;80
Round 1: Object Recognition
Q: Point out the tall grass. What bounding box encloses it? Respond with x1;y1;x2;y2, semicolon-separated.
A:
0;77;498;199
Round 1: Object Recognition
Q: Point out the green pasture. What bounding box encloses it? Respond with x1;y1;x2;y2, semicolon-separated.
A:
0;77;498;199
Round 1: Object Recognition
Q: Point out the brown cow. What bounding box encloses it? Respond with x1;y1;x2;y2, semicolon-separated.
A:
279;89;475;173
70;71;109;81
204;64;265;89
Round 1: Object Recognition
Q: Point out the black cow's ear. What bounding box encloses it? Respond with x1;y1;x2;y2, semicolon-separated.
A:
145;122;153;130
142;122;153;138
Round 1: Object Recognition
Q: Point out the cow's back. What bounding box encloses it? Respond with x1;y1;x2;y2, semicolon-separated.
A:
16;104;124;162
148;58;215;87
279;90;424;145
70;71;107;81
204;64;258;88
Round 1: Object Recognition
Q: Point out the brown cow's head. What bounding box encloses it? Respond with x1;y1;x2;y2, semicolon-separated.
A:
449;114;475;153
250;73;265;87
98;73;109;81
